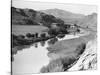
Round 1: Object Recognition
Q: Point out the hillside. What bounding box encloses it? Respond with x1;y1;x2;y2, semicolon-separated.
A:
12;7;64;26
78;13;97;31
12;7;97;31
41;8;97;31
41;8;85;24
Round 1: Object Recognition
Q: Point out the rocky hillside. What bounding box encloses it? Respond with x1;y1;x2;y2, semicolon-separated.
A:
68;37;97;71
12;7;64;26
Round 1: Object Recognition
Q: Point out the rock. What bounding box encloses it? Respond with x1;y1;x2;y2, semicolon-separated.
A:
68;38;97;71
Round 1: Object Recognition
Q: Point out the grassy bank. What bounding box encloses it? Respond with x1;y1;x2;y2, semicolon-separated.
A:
40;28;96;73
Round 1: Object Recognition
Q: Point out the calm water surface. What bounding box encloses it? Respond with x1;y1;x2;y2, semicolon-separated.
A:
12;34;81;75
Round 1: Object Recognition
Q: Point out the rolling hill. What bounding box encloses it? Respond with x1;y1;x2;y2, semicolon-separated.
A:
41;8;85;24
11;7;64;26
78;13;97;31
41;8;97;31
12;7;97;31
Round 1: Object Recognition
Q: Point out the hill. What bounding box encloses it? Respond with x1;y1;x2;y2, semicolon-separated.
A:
41;8;97;31
78;13;97;31
41;8;85;24
11;7;64;26
12;7;97;31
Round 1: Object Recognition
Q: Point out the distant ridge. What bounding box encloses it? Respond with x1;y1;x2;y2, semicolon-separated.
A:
12;7;97;31
41;8;85;24
78;13;97;31
41;8;97;31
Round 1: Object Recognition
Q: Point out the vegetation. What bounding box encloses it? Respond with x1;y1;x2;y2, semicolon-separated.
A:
40;42;86;73
40;33;46;38
57;34;65;39
40;41;46;47
12;7;64;26
48;38;58;45
11;6;82;63
40;57;77;73
75;43;86;55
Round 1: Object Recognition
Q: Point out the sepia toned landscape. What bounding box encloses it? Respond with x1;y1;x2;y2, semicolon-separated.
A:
11;1;97;75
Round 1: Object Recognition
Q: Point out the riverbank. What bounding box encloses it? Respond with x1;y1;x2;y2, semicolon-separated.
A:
12;25;97;74
12;28;86;74
68;37;97;71
40;27;97;73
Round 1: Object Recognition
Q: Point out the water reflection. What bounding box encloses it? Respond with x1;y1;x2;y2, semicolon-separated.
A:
34;43;38;48
40;41;46;47
32;37;59;48
12;34;81;74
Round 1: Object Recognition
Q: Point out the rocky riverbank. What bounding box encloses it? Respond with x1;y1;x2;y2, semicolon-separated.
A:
68;37;97;71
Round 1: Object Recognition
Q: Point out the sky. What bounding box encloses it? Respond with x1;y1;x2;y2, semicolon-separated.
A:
12;0;97;15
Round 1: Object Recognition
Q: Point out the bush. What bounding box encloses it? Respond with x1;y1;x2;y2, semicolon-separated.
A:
26;33;32;38
48;38;58;45
40;58;63;73
57;34;65;39
35;33;38;38
40;33;46;38
17;35;25;40
40;41;45;47
75;43;86;55
76;29;80;33
48;28;59;36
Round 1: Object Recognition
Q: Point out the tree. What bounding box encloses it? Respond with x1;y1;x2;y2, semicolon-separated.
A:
17;35;25;39
57;34;65;39
35;33;38;38
76;29;80;33
48;29;58;36
26;33;32;38
40;33;46;38
31;34;35;38
12;34;17;39
48;38;58;45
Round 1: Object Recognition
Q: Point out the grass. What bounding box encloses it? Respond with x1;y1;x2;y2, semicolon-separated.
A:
12;25;48;35
40;56;79;73
40;38;87;73
42;29;96;73
47;30;95;57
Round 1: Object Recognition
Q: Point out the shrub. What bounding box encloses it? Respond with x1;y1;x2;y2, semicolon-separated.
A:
26;33;32;38
17;35;25;40
40;41;45;47
57;34;65;39
40;33;46;38
75;43;86;55
48;38;58;45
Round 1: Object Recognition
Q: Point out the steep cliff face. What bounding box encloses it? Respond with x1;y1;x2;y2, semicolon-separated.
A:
68;37;97;71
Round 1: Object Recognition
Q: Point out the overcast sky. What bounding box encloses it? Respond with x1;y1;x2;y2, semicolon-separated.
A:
12;0;97;15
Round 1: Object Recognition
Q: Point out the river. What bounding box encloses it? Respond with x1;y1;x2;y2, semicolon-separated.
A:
12;32;87;75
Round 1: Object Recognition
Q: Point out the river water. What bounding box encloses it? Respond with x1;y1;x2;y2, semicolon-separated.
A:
12;34;84;75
